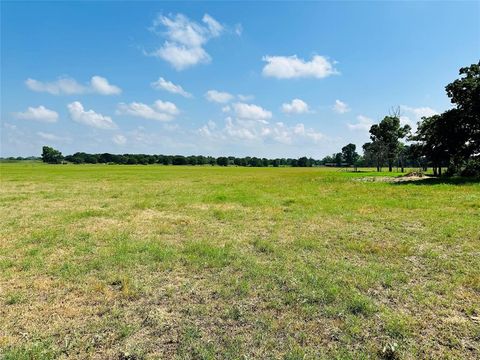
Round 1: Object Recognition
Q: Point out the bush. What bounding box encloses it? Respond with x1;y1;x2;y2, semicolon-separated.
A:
461;158;480;177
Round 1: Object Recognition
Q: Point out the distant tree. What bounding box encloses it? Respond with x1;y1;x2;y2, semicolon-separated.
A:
249;157;262;167
321;154;334;165
334;152;343;166
41;146;63;164
297;156;310;167
234;157;246;166
126;157;138;165
186;156;198;165
171;155;186;165
216;156;229;166
196;155;207;165
362;141;386;171
341;143;359;170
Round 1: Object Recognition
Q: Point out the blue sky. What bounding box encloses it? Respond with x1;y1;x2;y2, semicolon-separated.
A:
1;1;479;158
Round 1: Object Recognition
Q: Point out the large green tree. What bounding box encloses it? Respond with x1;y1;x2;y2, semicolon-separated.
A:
41;146;63;164
445;62;480;162
341;143;359;169
369;116;411;172
414;61;479;175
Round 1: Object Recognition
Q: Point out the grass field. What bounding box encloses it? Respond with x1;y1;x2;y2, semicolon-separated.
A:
0;163;479;359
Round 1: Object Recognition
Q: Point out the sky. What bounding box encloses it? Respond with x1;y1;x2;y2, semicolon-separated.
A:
1;1;479;158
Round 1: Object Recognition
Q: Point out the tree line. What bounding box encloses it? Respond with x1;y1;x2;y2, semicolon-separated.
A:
41;147;325;167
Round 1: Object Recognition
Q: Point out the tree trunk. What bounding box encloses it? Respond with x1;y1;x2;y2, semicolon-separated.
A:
433;167;438;176
438;167;442;176
388;161;392;172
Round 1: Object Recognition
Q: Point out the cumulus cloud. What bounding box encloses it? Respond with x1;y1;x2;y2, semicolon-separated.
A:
36;131;70;142
112;134;127;145
281;99;310;114
262;55;338;79
238;94;253;101
205;90;234;103
90;76;122;95
233;102;272;122
151;77;192;97
153;44;211;70
291;123;323;142
401;105;438;119
14;105;59;123
347;115;374;131
198;120;218;137
26;76;121;95
26;77;85;95
400;105;438;130
117;100;179;122
202;14;223;36
68;101;117;129
198;117;323;145
148;13;225;70
333;99;350;114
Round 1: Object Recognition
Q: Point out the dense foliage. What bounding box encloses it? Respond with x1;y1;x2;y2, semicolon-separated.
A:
413;62;479;176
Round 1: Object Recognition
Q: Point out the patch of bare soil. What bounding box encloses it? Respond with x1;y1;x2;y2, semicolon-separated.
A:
355;173;431;183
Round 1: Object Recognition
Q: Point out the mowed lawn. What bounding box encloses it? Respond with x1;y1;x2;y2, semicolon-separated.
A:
0;164;479;359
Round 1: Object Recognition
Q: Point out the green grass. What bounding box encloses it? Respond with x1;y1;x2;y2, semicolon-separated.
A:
0;163;479;359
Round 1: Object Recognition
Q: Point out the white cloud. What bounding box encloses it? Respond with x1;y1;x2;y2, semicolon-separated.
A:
399;115;415;129
222;105;231;113
238;94;253;101
205;90;234;103
151;77;192;97
202;14;223;37
37;131;70;142
149;13;224;70
348;115;374;131
68;101;117;129
26;77;85;95
401;106;438;120
281;98;310;114
26;76;121;95
198;117;323;145
262;55;338;79
333;99;350;114
14;105;59;123
224;117;257;140
198;120;216;137
154;43;211;70
292;123;324;142
90;76;122;95
154;100;179;115
400;105;439;131
112;134;127;145
233;102;272;122
117;100;179;122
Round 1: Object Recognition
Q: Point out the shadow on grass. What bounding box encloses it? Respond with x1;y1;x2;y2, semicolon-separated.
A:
391;176;480;186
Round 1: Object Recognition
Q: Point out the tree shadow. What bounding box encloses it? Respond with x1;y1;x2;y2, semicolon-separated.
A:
391;176;480;186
